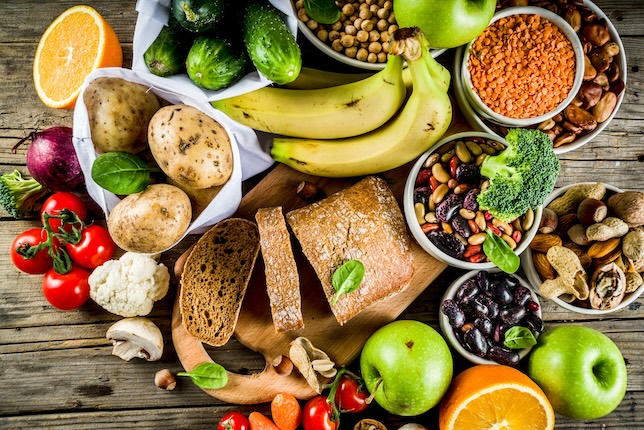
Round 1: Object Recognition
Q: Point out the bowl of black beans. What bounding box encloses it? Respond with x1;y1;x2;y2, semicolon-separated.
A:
439;269;545;366
403;131;542;270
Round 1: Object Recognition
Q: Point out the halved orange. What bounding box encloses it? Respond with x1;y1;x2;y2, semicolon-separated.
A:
439;365;555;430
33;5;122;109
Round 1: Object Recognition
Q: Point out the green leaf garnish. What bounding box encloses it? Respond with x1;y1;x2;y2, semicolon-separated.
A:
303;0;341;25
483;228;520;274
503;326;537;349
177;362;228;389
331;260;365;305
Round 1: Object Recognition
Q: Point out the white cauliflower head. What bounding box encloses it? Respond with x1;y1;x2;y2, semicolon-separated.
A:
89;252;170;317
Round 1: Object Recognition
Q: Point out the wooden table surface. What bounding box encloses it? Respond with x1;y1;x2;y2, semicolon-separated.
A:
1;1;642;429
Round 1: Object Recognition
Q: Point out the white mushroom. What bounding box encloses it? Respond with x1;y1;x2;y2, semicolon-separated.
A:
106;317;164;361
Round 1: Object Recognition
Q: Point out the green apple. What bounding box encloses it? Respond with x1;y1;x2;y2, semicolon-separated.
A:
393;0;496;49
360;320;453;416
527;325;627;420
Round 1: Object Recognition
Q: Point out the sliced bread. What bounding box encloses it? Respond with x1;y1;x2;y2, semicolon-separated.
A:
255;207;304;332
179;218;260;346
285;176;414;325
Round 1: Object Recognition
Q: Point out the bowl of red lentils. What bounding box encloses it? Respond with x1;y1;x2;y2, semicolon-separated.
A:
403;131;543;270
461;6;584;128
293;0;445;70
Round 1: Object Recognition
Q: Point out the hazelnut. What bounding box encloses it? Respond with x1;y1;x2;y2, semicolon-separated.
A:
577;198;608;225
155;369;176;391
568;223;592;246
296;181;321;200
539;208;559;234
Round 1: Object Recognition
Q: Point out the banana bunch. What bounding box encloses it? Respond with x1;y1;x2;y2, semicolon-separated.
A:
212;53;407;139
270;28;453;177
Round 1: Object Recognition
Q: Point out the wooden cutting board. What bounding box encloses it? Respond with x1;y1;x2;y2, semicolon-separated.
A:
172;121;472;404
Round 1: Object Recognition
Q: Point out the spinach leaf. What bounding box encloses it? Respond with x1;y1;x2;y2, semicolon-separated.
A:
303;0;341;25
331;260;365;305
483;228;520;274
91;152;160;195
503;326;537;349
177;362;228;389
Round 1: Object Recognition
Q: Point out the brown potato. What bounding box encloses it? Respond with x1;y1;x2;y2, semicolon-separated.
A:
84;77;161;154
148;105;233;189
107;184;191;253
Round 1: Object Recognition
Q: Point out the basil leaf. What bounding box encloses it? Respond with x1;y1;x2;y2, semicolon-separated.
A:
331;260;365;305
483;228;520;274
177;362;228;389
303;0;341;25
91;152;160;195
503;326;537;349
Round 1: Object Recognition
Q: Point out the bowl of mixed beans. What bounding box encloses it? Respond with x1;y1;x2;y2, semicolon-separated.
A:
403;132;542;270
292;0;445;70
461;6;584;128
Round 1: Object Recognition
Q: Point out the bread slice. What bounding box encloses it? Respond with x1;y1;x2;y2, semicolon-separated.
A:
255;207;304;332
180;218;260;346
285;176;414;325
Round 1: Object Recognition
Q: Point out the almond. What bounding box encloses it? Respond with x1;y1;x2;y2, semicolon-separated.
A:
587;237;621;258
555;213;579;236
529;234;563;253
533;251;556;280
593;246;623;266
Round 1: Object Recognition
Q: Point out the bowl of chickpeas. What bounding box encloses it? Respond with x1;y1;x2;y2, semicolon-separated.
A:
460;6;584;128
293;0;445;70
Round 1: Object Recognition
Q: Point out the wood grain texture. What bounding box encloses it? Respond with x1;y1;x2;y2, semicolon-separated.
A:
0;0;643;428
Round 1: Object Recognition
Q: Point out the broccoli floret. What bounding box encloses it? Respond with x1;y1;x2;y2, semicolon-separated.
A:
477;129;560;222
0;170;49;218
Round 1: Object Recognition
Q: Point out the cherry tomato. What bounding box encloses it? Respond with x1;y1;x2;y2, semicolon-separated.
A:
42;265;90;310
67;225;115;269
334;375;369;413
40;192;87;233
218;412;250;430
10;228;55;274
302;396;337;430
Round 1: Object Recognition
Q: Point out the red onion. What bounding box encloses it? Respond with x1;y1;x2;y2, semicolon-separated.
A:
13;126;84;192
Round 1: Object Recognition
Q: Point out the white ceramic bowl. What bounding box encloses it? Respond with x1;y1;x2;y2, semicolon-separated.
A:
403;131;543;270
454;0;628;154
461;6;584;128
296;13;446;70
521;182;644;315
439;269;542;365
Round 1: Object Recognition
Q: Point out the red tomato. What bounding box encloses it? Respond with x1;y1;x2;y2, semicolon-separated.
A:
334;375;369;413
67;225;115;269
40;192;87;233
10;228;55;274
218;412;250;430
42;265;90;310
302;396;337;430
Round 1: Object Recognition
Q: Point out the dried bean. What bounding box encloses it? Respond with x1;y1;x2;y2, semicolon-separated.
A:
476;211;487;231
502;234;517;250
432;183;450;204
459;208;476;220
465;140;483;156
441;149;455;163
455;141;473;163
414;202;426;225
468;232;487;245
468;219;480;235
432;163;451;183
521;208;535;231
423;153;440;168
421;223;440;234
592;91;617;123
425;212;438;224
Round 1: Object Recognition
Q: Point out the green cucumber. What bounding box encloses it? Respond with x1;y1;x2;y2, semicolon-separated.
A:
171;0;225;33
143;25;193;77
242;2;302;85
186;35;248;90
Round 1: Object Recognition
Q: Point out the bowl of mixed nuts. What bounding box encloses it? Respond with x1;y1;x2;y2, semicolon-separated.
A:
461;6;585;128
454;0;627;154
439;269;544;366
293;0;445;70
403;131;542;270
521;182;644;314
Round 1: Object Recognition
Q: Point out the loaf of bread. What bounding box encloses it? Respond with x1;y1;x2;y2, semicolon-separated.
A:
256;207;304;332
286;176;414;325
179;218;260;346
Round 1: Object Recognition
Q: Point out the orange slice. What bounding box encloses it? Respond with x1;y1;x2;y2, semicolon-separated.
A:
439;365;555;430
33;5;122;109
